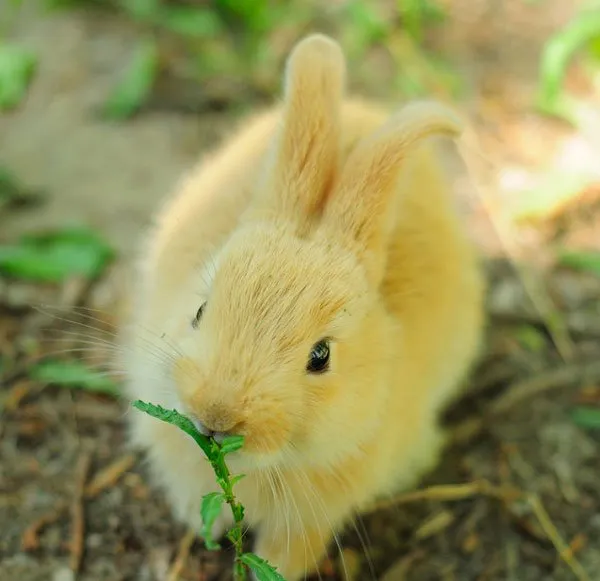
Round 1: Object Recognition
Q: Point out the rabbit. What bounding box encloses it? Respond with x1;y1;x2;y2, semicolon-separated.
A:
120;33;485;581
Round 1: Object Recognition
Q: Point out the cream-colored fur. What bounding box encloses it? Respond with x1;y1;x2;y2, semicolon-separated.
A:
121;34;485;580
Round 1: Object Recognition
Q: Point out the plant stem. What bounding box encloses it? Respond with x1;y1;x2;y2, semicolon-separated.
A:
212;446;247;578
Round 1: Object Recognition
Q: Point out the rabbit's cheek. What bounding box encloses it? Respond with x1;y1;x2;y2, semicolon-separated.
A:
242;412;292;456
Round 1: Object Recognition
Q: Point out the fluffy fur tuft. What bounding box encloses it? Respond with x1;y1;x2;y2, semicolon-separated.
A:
121;33;485;581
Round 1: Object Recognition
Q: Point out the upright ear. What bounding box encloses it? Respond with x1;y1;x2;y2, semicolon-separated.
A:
323;100;463;283
255;34;346;226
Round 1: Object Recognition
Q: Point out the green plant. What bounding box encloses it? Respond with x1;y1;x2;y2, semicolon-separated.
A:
0;43;37;110
558;250;600;277
536;5;600;121
30;359;119;396
102;37;159;120
0;226;114;282
398;0;446;44
132;400;286;581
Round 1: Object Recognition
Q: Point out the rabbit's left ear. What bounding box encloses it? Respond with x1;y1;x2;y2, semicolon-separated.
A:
256;34;346;226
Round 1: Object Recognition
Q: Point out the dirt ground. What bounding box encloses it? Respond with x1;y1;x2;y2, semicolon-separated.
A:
2;1;600;580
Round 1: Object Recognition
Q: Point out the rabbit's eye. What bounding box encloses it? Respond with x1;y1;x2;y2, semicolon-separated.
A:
191;302;206;329
306;339;330;374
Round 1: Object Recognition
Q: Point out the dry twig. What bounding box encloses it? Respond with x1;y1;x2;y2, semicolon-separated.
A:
166;528;196;581
21;502;68;551
452;360;600;446
85;454;136;499
368;480;590;581
489;306;600;339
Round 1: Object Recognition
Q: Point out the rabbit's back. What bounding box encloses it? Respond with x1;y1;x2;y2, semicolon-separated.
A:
383;142;483;408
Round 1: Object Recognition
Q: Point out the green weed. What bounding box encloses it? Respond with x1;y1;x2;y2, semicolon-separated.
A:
536;5;600;121
102;37;159;120
0;43;37;110
132;400;286;581
570;406;600;430
30;359;119;397
558;251;600;277
32;0;452;118
0;227;114;283
399;0;446;44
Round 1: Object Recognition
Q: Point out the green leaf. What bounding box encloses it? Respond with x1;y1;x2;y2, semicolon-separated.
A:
132;400;213;457
120;0;160;22
162;7;223;38
29;359;119;396
399;0;446;43
0;44;37;110
589;35;600;60
0;227;114;282
559;251;600;277
200;491;226;550
220;435;244;456
536;10;600;117
214;0;276;34
230;474;246;488
571;406;600;430
346;1;389;45
239;553;286;581
103;38;158;120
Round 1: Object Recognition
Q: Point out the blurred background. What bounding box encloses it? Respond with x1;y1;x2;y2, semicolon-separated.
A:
1;1;600;580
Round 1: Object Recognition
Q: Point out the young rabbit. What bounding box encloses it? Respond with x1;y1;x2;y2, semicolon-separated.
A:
121;34;484;580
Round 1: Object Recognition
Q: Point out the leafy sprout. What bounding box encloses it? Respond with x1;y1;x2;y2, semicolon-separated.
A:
132;400;286;581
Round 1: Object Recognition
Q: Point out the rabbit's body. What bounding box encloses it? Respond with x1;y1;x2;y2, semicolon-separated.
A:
123;36;484;580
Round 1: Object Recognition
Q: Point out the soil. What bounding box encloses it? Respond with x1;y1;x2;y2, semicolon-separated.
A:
1;1;600;580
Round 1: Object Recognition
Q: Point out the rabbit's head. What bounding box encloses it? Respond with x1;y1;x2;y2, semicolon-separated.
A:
171;34;463;470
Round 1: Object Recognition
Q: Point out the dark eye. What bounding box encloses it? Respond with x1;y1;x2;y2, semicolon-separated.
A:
306;339;330;374
191;302;206;329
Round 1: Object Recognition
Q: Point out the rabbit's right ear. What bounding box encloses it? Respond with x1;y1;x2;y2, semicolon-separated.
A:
252;34;346;227
324;101;463;284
